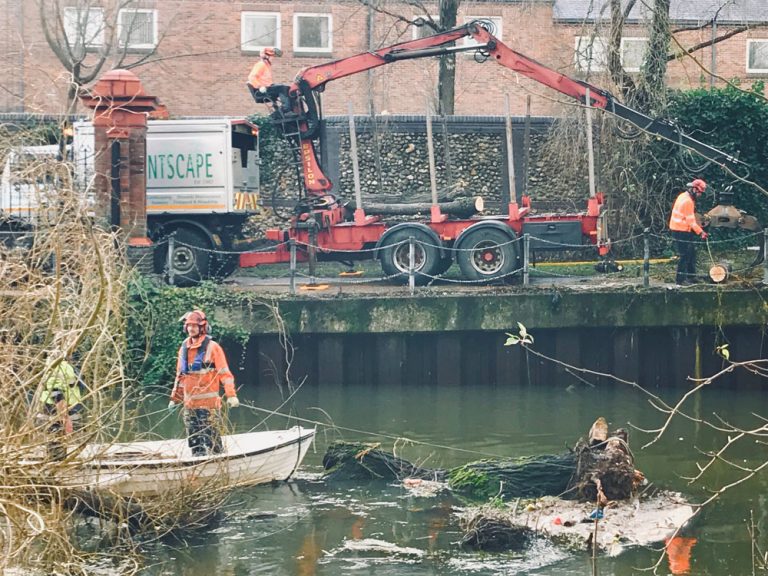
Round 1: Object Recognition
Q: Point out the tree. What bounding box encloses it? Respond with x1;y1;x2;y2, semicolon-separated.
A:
357;0;461;115
604;0;764;113
36;0;165;141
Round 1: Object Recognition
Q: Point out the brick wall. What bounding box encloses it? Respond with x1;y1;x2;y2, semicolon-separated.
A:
0;0;23;113
4;0;768;118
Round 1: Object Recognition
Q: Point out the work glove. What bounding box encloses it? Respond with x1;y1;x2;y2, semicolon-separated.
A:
167;400;179;413
700;231;709;240
259;86;267;94
226;396;240;409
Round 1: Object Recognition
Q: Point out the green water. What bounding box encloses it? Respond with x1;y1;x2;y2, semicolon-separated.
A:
137;379;768;575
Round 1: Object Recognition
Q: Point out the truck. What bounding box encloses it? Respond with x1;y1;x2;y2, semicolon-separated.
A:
1;118;261;284
236;19;757;284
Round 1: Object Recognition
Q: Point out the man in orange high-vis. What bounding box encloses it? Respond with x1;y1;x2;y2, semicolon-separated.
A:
247;47;293;115
169;310;240;456
669;178;709;285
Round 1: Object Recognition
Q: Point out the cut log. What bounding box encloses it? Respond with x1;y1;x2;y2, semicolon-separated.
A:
361;184;468;205
363;196;484;219
708;261;732;283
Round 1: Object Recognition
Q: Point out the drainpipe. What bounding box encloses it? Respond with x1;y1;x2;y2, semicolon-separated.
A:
18;0;25;112
710;16;717;89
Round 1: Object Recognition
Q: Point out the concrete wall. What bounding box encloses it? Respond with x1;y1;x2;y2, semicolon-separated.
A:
232;325;765;390
214;287;768;389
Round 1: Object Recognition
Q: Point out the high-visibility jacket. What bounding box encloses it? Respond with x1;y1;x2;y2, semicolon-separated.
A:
40;359;82;408
171;336;236;409
668;191;703;235
247;60;273;90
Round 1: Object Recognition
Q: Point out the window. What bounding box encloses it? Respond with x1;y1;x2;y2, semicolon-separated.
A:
293;13;332;54
118;9;157;49
64;7;104;53
412;16;439;40
575;36;608;72
621;37;647;72
241;12;280;53
747;39;768;73
462;17;503;49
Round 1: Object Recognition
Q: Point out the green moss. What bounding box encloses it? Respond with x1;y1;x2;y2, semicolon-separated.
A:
448;465;498;500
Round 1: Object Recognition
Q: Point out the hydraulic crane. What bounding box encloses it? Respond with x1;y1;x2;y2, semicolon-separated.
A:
240;20;759;282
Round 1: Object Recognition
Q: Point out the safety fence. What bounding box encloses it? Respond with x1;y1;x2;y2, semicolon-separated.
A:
157;227;768;295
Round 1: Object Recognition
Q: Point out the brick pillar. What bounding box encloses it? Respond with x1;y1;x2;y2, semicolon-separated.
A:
79;70;160;247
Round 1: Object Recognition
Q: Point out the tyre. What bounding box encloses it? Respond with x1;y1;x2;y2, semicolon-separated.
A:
210;252;239;280
159;227;211;287
456;228;518;282
434;256;454;277
379;228;442;285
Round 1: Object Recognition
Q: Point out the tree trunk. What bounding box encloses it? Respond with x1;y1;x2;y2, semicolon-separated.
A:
437;0;459;115
361;183;468;205
364;196;483;218
639;0;672;112
322;418;642;503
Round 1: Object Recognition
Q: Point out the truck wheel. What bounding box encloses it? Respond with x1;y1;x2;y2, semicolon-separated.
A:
379;228;441;285
211;252;238;280
164;227;211;287
457;228;518;282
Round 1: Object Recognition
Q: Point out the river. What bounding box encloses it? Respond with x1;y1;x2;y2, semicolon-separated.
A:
136;377;767;575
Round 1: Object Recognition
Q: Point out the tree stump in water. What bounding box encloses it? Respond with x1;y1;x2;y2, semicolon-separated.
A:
322;418;641;503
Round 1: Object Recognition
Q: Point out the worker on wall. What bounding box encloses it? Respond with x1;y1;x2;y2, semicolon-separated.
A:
247;47;294;116
169;310;240;456
669;178;709;285
38;346;86;460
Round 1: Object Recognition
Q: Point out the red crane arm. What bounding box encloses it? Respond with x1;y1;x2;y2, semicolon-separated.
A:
291;26;473;91
467;24;612;109
285;20;747;197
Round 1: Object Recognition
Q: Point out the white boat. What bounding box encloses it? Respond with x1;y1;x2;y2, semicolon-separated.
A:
60;426;315;498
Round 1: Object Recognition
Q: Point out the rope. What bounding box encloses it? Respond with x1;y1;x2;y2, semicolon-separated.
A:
239;402;512;460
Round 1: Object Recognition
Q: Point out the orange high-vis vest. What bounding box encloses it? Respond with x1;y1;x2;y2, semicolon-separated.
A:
248;60;273;89
171;336;236;409
669;191;703;235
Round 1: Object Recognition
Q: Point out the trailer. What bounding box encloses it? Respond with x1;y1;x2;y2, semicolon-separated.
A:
237;20;752;285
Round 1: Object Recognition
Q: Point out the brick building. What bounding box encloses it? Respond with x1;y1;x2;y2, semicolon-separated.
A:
0;0;767;118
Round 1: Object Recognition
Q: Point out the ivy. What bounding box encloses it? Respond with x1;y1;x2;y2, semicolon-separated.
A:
125;276;279;390
666;82;768;223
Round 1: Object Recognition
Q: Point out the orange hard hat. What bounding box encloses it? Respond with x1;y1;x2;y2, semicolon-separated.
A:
687;178;707;194
183;310;208;334
260;47;283;58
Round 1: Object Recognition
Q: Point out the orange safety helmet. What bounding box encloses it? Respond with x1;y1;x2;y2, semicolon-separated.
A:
260;47;283;58
687;178;707;195
183;310;208;335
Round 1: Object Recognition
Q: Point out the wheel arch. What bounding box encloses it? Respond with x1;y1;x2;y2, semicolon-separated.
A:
375;222;445;259
454;221;517;251
150;218;220;250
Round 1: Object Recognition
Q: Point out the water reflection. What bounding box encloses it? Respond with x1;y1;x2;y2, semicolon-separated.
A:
139;380;767;575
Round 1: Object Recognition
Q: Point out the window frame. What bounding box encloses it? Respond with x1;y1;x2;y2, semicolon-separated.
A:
620;36;648;73
293;12;333;55
574;35;608;73
746;39;768;73
461;16;503;50
117;8;158;50
63;6;105;50
241;11;281;53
